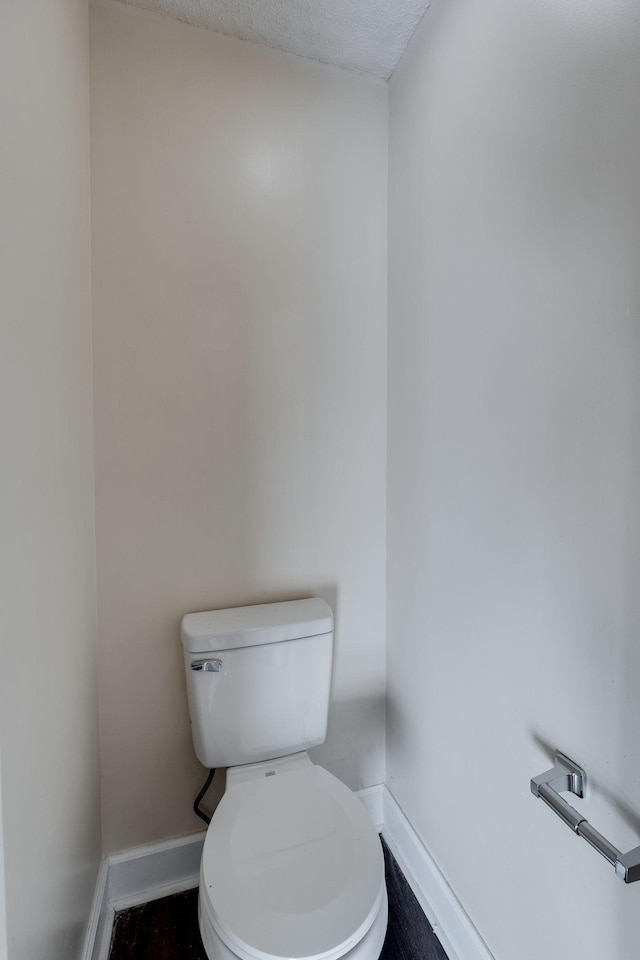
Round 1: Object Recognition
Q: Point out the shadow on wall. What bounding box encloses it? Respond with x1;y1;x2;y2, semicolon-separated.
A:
310;691;387;794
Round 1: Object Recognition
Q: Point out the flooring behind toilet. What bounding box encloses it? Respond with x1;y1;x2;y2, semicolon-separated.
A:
109;839;449;960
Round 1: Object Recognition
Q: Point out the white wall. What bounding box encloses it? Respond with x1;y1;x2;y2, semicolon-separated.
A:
90;1;388;854
388;2;640;959
0;2;101;958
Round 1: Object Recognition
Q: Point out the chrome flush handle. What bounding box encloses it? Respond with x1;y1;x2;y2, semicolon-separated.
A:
190;659;222;673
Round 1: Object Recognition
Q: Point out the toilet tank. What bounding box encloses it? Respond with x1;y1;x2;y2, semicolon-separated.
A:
181;598;333;769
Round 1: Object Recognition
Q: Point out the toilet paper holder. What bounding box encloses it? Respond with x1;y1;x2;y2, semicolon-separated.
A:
531;750;640;883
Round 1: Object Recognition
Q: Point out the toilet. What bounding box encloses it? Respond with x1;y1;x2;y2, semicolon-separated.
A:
181;598;388;960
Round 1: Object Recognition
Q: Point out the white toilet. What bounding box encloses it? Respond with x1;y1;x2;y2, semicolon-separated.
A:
181;598;388;960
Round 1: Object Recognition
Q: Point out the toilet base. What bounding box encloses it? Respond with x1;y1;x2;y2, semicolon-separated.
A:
198;888;389;960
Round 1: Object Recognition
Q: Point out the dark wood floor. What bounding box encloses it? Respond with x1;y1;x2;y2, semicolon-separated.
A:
109;838;449;960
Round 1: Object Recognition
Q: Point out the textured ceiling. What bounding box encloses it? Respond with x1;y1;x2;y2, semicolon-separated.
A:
112;0;431;80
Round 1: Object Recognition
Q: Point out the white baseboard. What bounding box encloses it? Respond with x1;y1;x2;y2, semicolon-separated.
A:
106;830;206;910
82;831;206;960
80;860;109;960
381;787;495;960
83;782;492;960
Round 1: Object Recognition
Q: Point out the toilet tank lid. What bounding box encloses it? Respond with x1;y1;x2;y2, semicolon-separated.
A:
181;598;333;654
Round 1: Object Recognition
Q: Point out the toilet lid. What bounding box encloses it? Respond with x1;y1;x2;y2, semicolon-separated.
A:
201;765;385;960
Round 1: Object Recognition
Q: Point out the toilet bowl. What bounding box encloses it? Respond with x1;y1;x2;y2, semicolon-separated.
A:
198;753;387;960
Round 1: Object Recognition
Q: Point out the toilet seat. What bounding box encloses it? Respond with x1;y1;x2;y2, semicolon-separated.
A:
200;755;386;960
